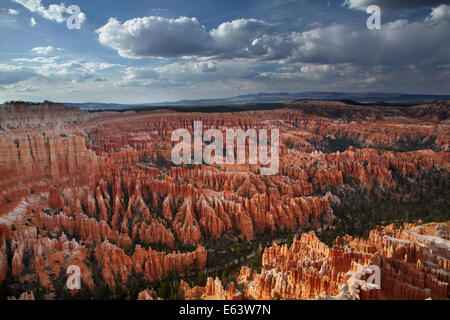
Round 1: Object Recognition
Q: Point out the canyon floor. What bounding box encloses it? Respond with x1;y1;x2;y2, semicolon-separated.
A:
0;100;448;300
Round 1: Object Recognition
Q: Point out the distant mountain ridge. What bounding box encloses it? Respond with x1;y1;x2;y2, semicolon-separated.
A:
64;91;450;110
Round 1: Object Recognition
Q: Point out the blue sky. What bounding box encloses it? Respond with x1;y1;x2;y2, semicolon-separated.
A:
1;0;449;103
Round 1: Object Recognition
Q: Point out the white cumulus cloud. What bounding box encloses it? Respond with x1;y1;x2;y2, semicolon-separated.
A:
31;46;64;55
97;16;212;58
96;16;274;59
13;0;86;25
426;4;450;23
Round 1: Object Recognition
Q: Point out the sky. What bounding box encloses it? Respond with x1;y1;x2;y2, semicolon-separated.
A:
0;0;449;103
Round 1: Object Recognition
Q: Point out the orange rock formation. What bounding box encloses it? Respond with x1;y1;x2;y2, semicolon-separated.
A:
0;101;448;299
239;222;449;300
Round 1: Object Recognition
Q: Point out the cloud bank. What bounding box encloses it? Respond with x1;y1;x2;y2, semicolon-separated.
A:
96;9;450;68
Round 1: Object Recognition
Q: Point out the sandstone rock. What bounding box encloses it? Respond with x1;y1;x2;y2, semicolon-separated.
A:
181;277;243;300
240;221;449;300
137;288;160;300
